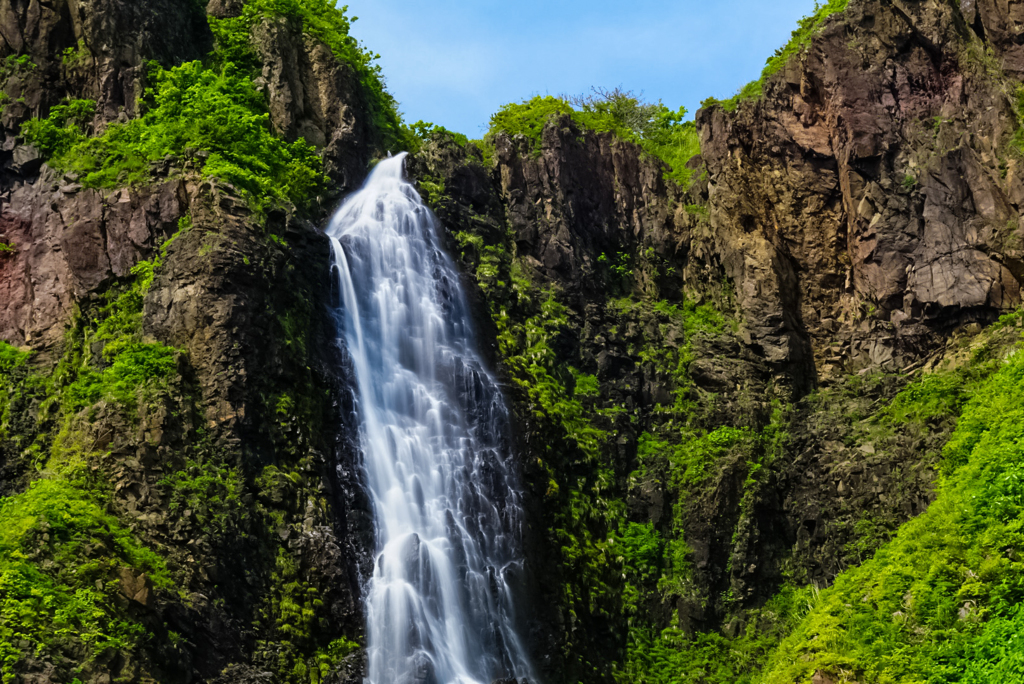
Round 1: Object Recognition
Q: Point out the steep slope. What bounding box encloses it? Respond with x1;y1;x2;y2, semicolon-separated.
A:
0;1;393;682
409;0;1024;681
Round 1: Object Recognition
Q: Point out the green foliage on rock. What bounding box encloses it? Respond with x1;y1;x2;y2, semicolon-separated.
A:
759;341;1024;683
208;0;407;151
703;0;849;112
405;120;469;149
0;478;170;683
618;585;813;684
22;62;322;212
18;99;96;158
614;319;1021;684
487;91;701;185
21;0;409;213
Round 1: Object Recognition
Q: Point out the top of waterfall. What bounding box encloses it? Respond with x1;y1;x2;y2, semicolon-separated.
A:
366;152;409;184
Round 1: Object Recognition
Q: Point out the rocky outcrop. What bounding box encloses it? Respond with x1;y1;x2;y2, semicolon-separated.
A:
0;168;186;350
252;15;373;193
698;0;1024;384
0;0;211;124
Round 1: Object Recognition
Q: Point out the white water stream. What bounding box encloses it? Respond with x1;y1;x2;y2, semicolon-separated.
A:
326;154;534;684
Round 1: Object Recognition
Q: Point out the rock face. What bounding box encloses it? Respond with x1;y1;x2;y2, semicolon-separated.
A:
252;16;373;192
0;1;377;682
0;0;210;350
699;0;1024;384
0;0;210;123
409;1;1024;680
0;170;187;350
5;0;1024;681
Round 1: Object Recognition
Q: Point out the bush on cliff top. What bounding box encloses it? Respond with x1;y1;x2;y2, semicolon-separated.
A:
487;90;700;186
22;62;323;212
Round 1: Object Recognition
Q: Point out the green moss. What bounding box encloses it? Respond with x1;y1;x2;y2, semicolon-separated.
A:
623;321;1020;684
0;478;170;682
0;342;30;375
616;585;814;684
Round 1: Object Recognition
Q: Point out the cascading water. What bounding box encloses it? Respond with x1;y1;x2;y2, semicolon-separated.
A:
326;154;534;684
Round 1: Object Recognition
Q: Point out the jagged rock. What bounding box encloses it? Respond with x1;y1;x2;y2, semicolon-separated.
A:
251;15;371;193
117;568;151;606
0;178;187;351
0;0;211;122
698;0;1024;383
9;144;41;175
206;0;243;19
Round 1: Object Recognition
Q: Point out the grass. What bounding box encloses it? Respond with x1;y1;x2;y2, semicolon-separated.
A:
761;342;1024;683
0;478;171;682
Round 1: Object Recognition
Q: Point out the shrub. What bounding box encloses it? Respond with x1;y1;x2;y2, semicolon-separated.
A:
19;99;96;158
26;62;323;212
487;92;701;185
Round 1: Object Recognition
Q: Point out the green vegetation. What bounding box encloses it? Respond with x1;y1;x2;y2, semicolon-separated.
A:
759;340;1024;683
0;237;185;678
22;64;322;211
487;89;701;185
207;0;407;151
20;0;408;213
618;585;814;684
703;0;849;111
406;120;469;149
0;241;13;255
0;478;170;683
611;319;1019;683
19;98;96;158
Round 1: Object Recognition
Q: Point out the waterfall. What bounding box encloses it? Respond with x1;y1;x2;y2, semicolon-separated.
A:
326;154;534;684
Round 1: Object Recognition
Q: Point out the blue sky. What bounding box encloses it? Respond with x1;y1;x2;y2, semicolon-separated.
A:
347;0;821;137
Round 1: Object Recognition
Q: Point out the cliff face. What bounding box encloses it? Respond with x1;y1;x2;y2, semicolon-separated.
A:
411;0;1024;681
0;2;376;682
5;0;1024;682
699;0;1024;385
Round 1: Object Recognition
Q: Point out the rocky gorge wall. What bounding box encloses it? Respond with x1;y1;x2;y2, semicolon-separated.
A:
410;0;1024;681
0;1;381;682
4;0;1024;682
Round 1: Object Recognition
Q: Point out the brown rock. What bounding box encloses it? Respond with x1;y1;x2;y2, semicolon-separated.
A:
118;568;151;606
